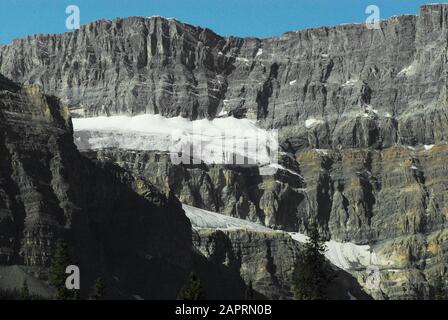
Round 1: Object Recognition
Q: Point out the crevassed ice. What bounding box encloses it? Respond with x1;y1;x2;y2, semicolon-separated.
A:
72;114;277;165
183;204;272;232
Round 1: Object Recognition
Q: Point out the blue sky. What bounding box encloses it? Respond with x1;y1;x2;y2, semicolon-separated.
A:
0;0;443;44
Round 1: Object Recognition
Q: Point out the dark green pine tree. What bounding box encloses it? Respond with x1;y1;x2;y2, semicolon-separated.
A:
292;223;329;300
245;281;254;300
433;275;447;300
89;277;106;300
20;279;30;300
50;239;75;300
177;272;206;300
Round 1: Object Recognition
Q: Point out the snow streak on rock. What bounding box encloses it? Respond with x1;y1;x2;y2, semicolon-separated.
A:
184;204;379;271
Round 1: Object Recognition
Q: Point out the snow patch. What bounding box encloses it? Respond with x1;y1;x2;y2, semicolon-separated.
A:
183;204;271;232
289;232;308;243
424;144;435;151
70;108;85;117
289;80;297;85
305;118;325;129
290;233;379;270
315;149;329;156
365;105;378;114
217;109;228;117
255;48;263;57
398;64;416;77
342;79;358;87
236;57;250;63
265;163;303;178
146;15;175;20
325;239;379;270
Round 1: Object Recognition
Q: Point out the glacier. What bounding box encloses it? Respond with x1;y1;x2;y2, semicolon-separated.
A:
72;114;277;165
183;204;379;271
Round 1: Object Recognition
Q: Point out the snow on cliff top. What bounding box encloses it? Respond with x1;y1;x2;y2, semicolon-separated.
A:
184;204;379;270
73;114;276;165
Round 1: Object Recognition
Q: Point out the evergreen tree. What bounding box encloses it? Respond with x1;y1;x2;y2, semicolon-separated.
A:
89;277;106;300
177;272;206;300
50;239;75;300
292;223;329;300
20;279;30;300
433;275;447;300
245;281;254;300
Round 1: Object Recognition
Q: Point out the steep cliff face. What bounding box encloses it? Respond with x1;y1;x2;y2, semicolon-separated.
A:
85;146;448;240
84;143;448;299
193;229;300;300
297;146;448;299
1;5;448;149
87;149;306;230
0;75;193;298
193;228;370;300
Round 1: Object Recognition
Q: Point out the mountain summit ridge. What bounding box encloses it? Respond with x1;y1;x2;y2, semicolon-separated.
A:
8;4;448;43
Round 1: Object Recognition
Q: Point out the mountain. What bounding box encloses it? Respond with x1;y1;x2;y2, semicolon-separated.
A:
1;74;368;300
1;4;448;299
1;4;448;149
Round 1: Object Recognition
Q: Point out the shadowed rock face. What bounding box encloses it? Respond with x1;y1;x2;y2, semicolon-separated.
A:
0;76;370;300
194;229;301;300
0;76;193;299
1;5;448;149
87;149;306;231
